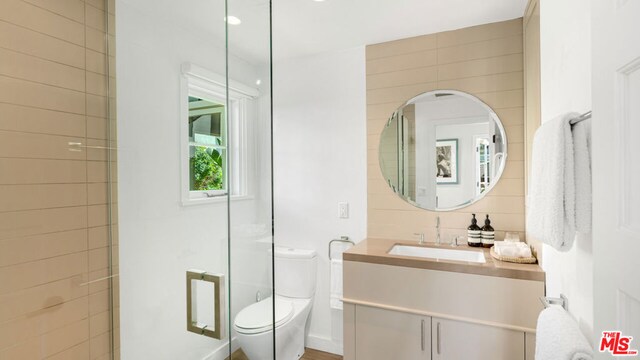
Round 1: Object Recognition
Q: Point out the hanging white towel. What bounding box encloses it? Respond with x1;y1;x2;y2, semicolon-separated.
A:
535;305;594;360
330;258;343;310
527;113;577;251
573;119;592;233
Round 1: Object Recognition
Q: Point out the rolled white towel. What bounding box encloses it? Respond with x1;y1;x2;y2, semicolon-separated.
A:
535;306;594;360
494;241;532;258
495;246;532;258
494;240;528;247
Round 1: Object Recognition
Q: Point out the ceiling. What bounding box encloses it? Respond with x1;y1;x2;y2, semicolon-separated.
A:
124;0;527;64
272;0;528;61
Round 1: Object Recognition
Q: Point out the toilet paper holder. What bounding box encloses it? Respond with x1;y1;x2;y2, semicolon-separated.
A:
540;294;568;311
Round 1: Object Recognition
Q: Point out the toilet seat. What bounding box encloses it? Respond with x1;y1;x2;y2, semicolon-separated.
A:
234;297;294;334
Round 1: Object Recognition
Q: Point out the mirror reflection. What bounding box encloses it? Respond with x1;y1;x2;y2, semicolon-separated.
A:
379;90;508;211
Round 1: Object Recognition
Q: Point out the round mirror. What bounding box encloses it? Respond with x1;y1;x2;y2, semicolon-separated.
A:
379;90;508;211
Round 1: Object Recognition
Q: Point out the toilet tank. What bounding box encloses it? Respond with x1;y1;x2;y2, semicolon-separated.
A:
272;246;317;298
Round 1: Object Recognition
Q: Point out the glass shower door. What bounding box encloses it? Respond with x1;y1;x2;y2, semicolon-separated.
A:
227;0;274;358
0;0;274;357
115;0;273;359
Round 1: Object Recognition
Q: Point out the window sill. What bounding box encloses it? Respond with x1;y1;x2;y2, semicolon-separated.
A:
181;194;254;207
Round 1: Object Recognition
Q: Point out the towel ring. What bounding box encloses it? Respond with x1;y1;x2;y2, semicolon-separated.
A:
328;236;355;260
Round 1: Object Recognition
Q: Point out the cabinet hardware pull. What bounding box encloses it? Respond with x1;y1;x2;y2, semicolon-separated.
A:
421;319;425;351
437;322;441;354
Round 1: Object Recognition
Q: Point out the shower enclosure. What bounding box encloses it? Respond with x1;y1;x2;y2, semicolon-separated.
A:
0;0;274;359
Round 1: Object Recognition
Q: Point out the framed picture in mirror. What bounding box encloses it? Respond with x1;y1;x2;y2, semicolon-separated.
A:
436;139;458;184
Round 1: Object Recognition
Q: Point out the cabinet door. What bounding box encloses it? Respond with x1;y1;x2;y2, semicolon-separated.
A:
432;317;524;360
355;305;430;360
525;332;536;360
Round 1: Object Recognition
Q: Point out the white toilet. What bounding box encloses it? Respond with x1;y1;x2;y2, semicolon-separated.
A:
234;246;317;360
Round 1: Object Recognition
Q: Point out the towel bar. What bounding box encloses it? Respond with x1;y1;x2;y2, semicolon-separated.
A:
569;111;592;125
328;236;355;260
540;294;568;311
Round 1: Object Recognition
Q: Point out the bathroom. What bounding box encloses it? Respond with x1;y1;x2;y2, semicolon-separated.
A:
0;0;637;359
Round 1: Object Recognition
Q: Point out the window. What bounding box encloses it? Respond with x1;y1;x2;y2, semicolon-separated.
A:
189;96;227;194
181;63;258;205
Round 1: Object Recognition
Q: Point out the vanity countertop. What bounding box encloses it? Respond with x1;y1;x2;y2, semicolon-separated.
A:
343;238;545;282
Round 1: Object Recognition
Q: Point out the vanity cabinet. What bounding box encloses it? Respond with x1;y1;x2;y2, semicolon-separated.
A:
342;242;545;360
431;317;524;360
350;306;526;360
354;305;431;360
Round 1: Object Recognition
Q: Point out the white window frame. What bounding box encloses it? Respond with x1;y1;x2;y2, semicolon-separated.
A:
180;63;259;206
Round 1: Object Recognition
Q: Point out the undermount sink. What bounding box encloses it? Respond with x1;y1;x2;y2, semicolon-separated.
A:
388;244;486;263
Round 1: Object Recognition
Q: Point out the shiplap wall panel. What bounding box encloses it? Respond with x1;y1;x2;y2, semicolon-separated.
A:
366;19;525;243
0;0;118;359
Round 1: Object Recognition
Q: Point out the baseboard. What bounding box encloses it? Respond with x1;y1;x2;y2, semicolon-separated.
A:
202;333;341;358
203;337;239;360
306;334;343;356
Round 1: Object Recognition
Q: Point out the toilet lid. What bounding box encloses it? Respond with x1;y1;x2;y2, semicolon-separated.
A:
234;297;294;334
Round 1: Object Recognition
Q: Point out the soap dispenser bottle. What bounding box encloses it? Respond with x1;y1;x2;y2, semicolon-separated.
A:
481;214;495;248
467;214;482;247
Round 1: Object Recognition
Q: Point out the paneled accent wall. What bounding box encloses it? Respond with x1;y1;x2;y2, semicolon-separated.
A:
0;0;119;359
366;19;525;242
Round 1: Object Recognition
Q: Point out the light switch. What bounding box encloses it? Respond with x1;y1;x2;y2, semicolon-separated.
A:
338;202;349;219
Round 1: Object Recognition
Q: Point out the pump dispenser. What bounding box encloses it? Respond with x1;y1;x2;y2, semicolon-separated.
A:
481;214;495;248
467;214;482;247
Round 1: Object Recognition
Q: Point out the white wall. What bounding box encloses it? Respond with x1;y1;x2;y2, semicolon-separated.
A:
538;0;593;339
117;1;271;359
273;47;367;354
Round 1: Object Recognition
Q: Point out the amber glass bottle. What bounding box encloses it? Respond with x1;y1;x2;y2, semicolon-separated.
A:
467;214;482;247
481;214;495;248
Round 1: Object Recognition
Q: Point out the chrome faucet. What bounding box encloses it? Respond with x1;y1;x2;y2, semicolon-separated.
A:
413;232;425;245
435;216;441;245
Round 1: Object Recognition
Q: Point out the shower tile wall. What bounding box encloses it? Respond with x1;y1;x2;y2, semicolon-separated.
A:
0;0;119;359
366;19;525;242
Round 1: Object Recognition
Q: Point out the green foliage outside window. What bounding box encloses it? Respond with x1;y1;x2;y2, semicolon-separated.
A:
190;146;223;190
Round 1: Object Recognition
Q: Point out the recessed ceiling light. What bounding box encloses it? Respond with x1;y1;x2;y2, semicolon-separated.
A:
313;0;326;2
256;79;262;86
226;16;241;25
